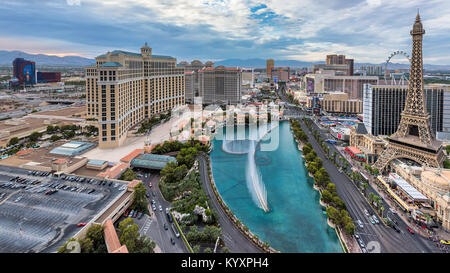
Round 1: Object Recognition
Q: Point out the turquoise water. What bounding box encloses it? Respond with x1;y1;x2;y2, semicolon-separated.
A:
210;121;343;253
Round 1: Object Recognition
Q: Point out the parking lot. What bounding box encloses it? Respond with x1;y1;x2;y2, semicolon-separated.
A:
0;165;126;253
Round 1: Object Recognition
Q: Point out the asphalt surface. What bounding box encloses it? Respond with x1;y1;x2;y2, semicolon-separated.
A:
0;165;124;253
301;115;441;253
197;155;262;253
130;171;187;253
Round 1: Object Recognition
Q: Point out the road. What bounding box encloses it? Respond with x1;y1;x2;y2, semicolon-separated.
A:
292;110;439;253
123;171;187;253
197;155;262;253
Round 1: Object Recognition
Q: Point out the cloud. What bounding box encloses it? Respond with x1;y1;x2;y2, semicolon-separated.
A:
0;0;449;64
67;0;81;6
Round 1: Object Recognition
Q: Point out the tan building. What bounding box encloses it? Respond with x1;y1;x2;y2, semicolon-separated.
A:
86;43;185;148
392;162;450;231
349;123;386;164
266;59;274;77
307;92;362;114
303;71;378;99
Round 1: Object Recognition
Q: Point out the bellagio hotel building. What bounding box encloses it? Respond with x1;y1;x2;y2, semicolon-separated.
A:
85;43;185;148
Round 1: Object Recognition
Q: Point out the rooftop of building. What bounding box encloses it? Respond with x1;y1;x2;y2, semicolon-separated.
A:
100;62;123;67
0;140;88;171
97;49;175;60
130;153;176;170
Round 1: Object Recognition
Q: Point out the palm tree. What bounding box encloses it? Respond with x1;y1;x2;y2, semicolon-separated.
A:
362;183;368;196
368;192;375;203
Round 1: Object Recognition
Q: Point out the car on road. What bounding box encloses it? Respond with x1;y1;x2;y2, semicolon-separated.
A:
369;216;376;225
393;225;401;233
77;222;87;227
364;209;370;217
159;205;162;212
440;240;450;245
358;239;365;248
357;220;364;228
170;237;175;245
164;223;168;230
407;227;415;234
372;215;379;224
149;182;152;187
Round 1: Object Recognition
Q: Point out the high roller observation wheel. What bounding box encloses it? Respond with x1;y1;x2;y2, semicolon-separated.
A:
384;50;411;85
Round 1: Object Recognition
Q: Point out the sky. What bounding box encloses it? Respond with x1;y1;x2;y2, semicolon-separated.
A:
0;0;449;64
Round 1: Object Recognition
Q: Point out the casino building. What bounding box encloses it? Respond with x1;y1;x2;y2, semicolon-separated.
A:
85;43;185;148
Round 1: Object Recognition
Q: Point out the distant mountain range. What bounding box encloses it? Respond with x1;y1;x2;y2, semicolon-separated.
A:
1;51;449;71
0;50;95;66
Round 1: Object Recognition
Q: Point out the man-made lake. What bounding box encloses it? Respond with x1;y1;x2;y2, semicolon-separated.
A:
210;121;343;252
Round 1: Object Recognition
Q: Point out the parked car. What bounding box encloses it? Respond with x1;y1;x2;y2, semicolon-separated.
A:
77;222;87;227
159;205;162;212
124;210;130;217
407;227;415;234
364;209;370;217
164;223;168;230
145;192;150;198
170;237;175;245
137;212;143;219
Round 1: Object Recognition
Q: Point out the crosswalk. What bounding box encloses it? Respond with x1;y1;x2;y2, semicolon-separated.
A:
139;217;152;235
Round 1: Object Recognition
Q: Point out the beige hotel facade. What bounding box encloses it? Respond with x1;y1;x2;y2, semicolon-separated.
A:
85;43;185;148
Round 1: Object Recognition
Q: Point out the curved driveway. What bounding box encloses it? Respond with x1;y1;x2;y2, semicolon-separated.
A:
197;155;262;253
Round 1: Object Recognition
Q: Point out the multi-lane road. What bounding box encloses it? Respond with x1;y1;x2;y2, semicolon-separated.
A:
290;108;439;252
124;171;187;253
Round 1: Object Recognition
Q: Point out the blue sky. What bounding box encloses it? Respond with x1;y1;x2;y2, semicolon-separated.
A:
1;0;449;64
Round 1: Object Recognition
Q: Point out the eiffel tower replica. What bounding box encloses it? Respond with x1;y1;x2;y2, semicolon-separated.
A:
373;12;446;171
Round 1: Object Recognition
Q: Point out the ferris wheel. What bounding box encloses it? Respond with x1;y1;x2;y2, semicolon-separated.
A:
384;50;411;85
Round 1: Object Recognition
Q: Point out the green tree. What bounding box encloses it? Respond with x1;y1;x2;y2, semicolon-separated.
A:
118;218;140;252
8;137;19;146
193;245;201;253
204;247;212;253
130;182;149;214
50;134;61;142
29;131;42;142
120;168;137;181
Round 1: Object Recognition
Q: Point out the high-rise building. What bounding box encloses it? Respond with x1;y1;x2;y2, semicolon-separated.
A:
326;54;346;65
85;42;185;148
266;59;274;77
363;84;450;139
13;58;36;85
198;66;242;105
270;67;290;82
314;54;354;76
180;60;214;103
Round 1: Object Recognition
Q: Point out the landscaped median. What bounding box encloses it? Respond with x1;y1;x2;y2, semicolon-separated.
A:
199;152;278;253
170;209;194;253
